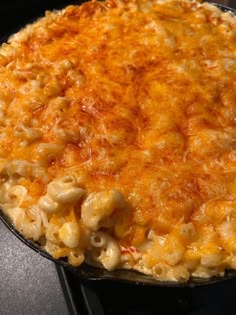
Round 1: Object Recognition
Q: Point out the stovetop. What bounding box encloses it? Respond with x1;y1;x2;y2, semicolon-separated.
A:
0;1;236;314
61;267;236;315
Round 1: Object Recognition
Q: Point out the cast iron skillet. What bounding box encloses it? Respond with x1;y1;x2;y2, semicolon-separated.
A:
0;1;235;287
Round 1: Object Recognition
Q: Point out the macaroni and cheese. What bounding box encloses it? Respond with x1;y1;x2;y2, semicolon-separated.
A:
0;0;235;281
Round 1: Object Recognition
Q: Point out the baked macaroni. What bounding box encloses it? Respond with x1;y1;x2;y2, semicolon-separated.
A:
0;0;235;281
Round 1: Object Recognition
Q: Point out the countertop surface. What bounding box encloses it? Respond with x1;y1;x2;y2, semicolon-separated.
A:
0;220;69;315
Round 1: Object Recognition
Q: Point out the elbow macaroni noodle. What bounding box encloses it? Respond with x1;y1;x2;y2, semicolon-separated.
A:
38;176;85;213
0;0;236;282
81;190;126;231
90;231;121;270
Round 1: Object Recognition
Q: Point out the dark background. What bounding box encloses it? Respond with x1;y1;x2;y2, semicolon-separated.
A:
0;0;235;39
0;0;76;38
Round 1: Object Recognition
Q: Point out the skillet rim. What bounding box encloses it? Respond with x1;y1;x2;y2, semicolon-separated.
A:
0;0;235;287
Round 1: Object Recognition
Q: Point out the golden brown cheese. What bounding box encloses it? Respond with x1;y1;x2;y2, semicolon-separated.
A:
0;0;236;281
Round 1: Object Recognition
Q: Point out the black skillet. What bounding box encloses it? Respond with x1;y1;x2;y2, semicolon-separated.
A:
0;1;235;287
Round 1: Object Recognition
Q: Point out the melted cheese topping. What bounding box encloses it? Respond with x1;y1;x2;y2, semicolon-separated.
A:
0;0;236;281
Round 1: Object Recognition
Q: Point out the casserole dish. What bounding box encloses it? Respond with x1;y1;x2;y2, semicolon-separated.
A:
0;0;235;286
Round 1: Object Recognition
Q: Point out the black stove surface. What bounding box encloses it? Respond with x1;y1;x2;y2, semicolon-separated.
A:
60;266;236;315
0;1;236;314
